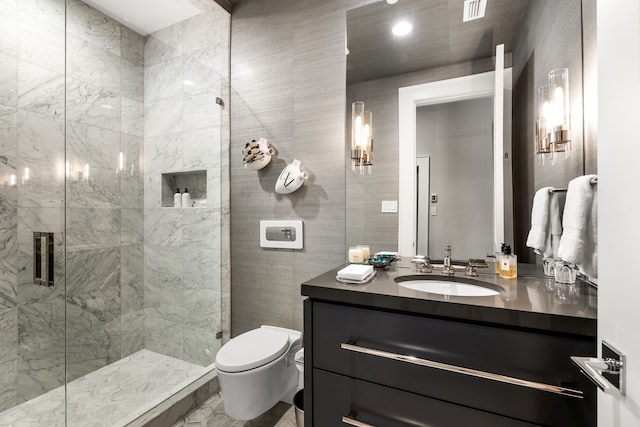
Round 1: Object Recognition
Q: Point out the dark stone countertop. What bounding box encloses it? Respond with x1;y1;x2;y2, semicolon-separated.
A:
301;261;597;338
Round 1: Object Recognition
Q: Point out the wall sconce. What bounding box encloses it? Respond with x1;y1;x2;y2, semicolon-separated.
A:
351;101;373;170
536;68;571;163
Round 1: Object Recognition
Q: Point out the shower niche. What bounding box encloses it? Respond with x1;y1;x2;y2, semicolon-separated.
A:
162;170;208;208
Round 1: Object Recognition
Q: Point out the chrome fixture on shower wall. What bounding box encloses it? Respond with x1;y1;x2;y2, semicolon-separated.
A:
33;232;54;287
536;68;571;163
351;101;373;171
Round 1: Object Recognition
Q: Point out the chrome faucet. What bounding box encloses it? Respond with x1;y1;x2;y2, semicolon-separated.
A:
442;245;455;275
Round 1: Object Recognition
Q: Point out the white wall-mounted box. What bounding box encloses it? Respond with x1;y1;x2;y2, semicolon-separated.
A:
381;200;398;213
260;220;304;249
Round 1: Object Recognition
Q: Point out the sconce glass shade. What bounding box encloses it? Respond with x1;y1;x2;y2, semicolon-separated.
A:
548;68;571;145
536;68;571;161
536;84;552;154
351;101;373;167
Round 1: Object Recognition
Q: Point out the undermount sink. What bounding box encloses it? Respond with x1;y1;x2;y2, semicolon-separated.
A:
395;276;501;297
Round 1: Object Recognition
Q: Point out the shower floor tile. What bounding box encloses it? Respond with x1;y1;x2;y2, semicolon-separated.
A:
0;349;211;427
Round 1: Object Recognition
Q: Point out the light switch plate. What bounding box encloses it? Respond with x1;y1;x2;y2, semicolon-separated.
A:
431;207;438;216
381;200;398;213
260;220;303;249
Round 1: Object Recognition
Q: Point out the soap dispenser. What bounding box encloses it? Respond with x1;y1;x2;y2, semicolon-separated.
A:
181;188;191;208
173;188;182;207
495;243;507;273
498;245;517;279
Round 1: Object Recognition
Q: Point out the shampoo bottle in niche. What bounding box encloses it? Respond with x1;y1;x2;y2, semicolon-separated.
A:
498;244;517;279
181;188;191;208
173;188;182;207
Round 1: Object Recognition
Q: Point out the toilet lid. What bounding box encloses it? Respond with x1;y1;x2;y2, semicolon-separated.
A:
215;328;290;373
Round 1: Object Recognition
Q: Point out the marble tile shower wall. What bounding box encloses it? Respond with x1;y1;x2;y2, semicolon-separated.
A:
0;0;145;409
65;0;146;385
143;0;229;367
1;0;66;409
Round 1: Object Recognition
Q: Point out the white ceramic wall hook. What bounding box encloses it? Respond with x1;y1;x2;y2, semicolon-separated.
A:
275;159;308;194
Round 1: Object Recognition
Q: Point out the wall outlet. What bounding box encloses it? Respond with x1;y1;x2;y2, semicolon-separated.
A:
381;200;398;213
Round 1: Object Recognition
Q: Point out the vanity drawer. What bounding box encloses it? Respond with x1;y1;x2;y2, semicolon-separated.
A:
311;301;595;427
313;369;539;427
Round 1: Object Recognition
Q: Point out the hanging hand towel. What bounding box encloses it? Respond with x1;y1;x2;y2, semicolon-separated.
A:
558;175;598;279
549;192;562;258
526;187;561;258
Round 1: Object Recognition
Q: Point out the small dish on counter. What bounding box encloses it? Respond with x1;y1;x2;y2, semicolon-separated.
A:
366;255;398;269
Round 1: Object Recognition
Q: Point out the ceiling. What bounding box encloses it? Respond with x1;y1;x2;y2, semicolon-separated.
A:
81;0;202;35
347;0;531;84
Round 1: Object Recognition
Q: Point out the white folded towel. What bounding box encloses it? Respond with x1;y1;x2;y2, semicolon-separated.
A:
558;175;598;279
526;187;562;258
549;192;562;257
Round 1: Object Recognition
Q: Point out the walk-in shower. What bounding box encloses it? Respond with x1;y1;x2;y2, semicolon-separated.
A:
0;0;230;425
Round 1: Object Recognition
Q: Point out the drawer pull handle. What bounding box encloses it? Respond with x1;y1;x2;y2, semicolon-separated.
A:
342;416;376;427
341;343;583;399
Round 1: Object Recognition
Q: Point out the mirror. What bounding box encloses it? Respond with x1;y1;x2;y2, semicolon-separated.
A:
345;0;596;262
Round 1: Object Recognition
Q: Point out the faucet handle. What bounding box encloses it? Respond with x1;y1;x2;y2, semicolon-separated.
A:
411;256;432;273
411;255;426;266
466;259;488;277
421;257;433;273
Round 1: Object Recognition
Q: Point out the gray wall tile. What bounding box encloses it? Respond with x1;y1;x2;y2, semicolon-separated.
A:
230;0;372;336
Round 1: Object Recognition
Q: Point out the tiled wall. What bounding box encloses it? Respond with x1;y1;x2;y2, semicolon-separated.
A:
0;0;230;412
0;0;229;411
0;0;66;409
0;0;145;407
64;0;146;384
229;0;375;336
143;0;230;367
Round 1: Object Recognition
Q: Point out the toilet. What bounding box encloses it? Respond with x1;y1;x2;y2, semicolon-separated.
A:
215;325;303;420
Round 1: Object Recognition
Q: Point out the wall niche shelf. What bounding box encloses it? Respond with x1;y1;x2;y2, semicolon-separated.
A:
162;170;207;208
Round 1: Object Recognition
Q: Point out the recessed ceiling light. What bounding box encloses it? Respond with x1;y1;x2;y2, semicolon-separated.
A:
386;0;398;4
392;21;412;36
183;79;194;86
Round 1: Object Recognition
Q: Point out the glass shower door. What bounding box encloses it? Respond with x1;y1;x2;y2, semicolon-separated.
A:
0;0;67;424
2;0;229;424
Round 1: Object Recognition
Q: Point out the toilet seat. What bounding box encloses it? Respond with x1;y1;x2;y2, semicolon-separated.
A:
216;328;290;373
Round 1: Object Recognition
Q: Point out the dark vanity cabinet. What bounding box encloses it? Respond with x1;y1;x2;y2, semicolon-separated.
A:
303;299;596;427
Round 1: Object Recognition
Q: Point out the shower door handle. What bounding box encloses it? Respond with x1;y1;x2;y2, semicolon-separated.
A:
33;232;54;287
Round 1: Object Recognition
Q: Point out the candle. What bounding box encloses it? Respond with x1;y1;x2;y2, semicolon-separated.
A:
357;245;370;260
348;247;364;263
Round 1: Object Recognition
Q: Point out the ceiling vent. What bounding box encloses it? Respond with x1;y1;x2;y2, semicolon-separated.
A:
463;0;487;22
